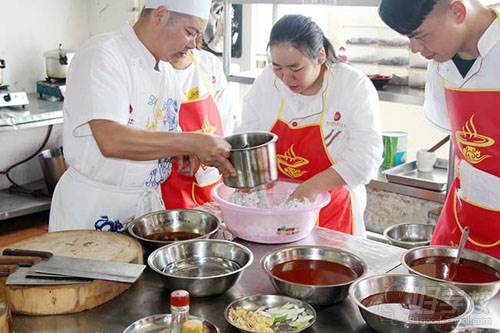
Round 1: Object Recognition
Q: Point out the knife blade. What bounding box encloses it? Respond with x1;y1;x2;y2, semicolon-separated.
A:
6;268;92;286
3;248;145;284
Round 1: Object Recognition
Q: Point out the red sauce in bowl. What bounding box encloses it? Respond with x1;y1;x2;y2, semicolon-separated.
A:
361;291;458;322
410;256;500;283
271;259;358;285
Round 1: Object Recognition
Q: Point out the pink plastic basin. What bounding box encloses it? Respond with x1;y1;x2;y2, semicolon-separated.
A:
211;180;331;244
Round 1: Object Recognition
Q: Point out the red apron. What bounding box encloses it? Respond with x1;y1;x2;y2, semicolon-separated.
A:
270;76;353;234
431;88;500;258
161;54;224;209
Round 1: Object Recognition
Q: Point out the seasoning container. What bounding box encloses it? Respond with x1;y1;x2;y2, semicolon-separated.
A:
170;290;190;333
182;319;203;333
382;131;408;169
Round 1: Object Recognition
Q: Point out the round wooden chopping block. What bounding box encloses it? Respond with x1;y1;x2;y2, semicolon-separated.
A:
1;230;143;315
0;300;11;333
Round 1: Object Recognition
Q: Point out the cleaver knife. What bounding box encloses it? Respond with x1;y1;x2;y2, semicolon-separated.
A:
6;267;92;286
3;248;145;284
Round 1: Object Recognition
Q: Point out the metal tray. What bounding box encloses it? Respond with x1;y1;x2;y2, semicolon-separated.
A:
123;314;219;333
384;158;449;192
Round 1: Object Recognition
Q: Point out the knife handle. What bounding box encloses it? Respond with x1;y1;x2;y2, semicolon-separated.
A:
0;264;17;277
0;256;43;266
2;248;53;259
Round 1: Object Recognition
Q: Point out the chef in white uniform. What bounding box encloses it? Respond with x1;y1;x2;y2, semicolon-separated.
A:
379;0;500;258
49;0;235;232
238;15;383;238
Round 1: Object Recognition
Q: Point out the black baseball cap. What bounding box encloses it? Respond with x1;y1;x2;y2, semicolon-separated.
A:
379;0;439;36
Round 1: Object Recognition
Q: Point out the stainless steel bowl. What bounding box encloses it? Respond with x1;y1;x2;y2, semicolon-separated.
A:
148;239;253;297
127;209;220;252
261;245;367;305
349;273;474;333
457;328;500;333
402;246;500;304
223;131;278;188
123;313;219;333
384;223;435;249
224;294;316;333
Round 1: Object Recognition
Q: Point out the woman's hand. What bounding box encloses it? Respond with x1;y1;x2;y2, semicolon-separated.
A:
288;181;319;202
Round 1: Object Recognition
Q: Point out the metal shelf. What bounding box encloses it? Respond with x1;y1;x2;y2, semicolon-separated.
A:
0;93;63;132
228;0;380;4
228;70;425;105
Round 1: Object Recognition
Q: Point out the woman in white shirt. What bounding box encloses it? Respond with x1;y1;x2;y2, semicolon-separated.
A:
238;15;383;237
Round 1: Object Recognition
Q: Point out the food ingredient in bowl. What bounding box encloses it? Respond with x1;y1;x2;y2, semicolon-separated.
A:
182;319;204;333
271;259;359;285
361;291;458;321
410;256;500;283
228;187;311;209
144;231;202;242
228;303;314;332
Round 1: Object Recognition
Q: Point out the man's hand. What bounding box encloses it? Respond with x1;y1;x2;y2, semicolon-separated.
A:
187;133;236;177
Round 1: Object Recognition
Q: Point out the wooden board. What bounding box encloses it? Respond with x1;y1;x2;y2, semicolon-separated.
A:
1;230;143;315
0;300;11;333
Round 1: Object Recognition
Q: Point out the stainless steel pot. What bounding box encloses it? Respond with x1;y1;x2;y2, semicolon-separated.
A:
38;147;67;193
0;59;5;85
223;131;278;188
44;44;75;79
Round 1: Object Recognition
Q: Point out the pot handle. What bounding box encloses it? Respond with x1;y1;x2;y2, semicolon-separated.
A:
58;43;68;65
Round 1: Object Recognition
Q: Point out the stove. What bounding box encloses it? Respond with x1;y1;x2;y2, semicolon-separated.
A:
36;78;66;101
0;85;29;108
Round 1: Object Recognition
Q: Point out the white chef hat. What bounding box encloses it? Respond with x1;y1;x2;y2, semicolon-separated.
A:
144;0;211;20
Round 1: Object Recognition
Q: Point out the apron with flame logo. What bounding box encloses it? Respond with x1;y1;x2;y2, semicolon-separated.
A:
431;88;500;258
270;76;353;234
161;54;223;209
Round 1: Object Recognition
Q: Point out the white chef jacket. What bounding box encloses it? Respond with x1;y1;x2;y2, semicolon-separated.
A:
49;25;180;232
166;49;235;135
424;12;500;209
238;62;383;236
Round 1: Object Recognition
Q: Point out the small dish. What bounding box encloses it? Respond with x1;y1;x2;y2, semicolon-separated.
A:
123;314;219;333
368;74;392;90
225;294;316;333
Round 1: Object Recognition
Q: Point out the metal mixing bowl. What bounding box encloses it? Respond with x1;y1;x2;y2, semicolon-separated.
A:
402;246;500;304
224;294;316;333
223;131;278;188
349;273;474;333
384;223;435;249
123;314;219;333
457;328;500;333
127;209;220;252
148;239;253;297
261;245;367;305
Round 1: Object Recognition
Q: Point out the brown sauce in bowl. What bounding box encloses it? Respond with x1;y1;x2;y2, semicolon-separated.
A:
410;256;500;283
271;259;358;285
361;291;458;322
144;231;201;242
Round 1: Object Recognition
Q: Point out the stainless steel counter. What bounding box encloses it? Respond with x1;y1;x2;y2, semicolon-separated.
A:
0;93;63;131
12;229;498;332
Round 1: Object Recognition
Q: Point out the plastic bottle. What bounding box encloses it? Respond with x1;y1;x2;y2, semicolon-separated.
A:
338;46;348;63
170;290;190;333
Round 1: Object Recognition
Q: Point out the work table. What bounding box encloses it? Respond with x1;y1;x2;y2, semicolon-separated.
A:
11;228;499;332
